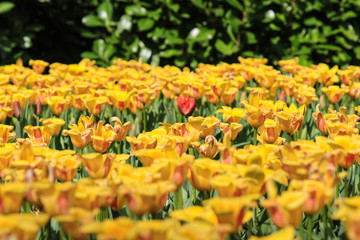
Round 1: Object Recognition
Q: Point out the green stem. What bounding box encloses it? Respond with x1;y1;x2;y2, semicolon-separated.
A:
117;141;121;154
253;128;257;146
145;212;150;220
307;215;312;240
175;187;183;210
344;172;348;197
322;206;328;240
192;187;197;204
247;219;252;238
253;207;258;232
142;109;147;132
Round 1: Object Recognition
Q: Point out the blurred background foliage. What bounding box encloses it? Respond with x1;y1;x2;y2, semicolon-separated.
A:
1;0;360;68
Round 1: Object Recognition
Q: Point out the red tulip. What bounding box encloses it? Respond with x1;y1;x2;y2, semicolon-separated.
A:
177;95;196;116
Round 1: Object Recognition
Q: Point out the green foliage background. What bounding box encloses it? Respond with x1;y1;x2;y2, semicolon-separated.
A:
1;0;360;67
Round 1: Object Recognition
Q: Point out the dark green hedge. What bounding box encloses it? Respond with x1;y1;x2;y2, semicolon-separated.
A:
1;0;360;67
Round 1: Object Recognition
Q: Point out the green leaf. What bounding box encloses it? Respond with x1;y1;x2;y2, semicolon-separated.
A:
104;45;116;60
117;15;132;33
354;46;360;59
0;2;14;14
317;44;341;51
341;11;357;21
93;39;105;57
187;27;215;42
82;15;104;27
191;0;206;9
304;17;322;27
97;1;113;22
125;5;147;16
226;0;243;11
215;39;234;55
81;51;99;59
160;49;182;58
137;18;155;31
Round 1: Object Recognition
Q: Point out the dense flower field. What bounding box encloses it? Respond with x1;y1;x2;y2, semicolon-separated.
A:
0;57;360;240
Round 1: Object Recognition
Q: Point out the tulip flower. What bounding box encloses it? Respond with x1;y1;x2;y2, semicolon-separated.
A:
219;122;243;141
38;182;76;216
126;133;157;152
257;119;284;145
46;96;70;116
170;206;218;225
107;117;131;142
203;195;259;233
40;117;66;136
168;221;226;240
248;226;295;240
0;214;49;240
74;180;114;210
55;155;82;182
0;146;13;171
241;91;271;129
192;135;219;159
0;183;28;214
333;197;360;240
288;179;333;216
79;153;115;179
177;94;196;116
199;116;220;139
321;85;347;104
0;124;16;143
262;181;308;228
70;94;89;111
107;90;135;111
29;59;49;73
90;121;116;153
188;158;223;191
275;103;306;136
81;217;135;240
24;125;52;145
122;181;176;216
55;208;98;240
132;219;179;240
84;96;110;116
216;106;246;123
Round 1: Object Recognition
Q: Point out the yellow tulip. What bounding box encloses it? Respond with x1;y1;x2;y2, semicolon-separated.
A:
121;181;176;216
24;125;52;145
40;117;66;136
203;195;259;233
55;208;98;240
46;96;70;116
0;124;16;143
262;181;307;228
215;106;246;123
38;182;76;216
91;121;116;153
241;91;270;128
0;213;49;240
108;117;131;142
257;119;283;145
79;153;115;179
0;183;28;214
